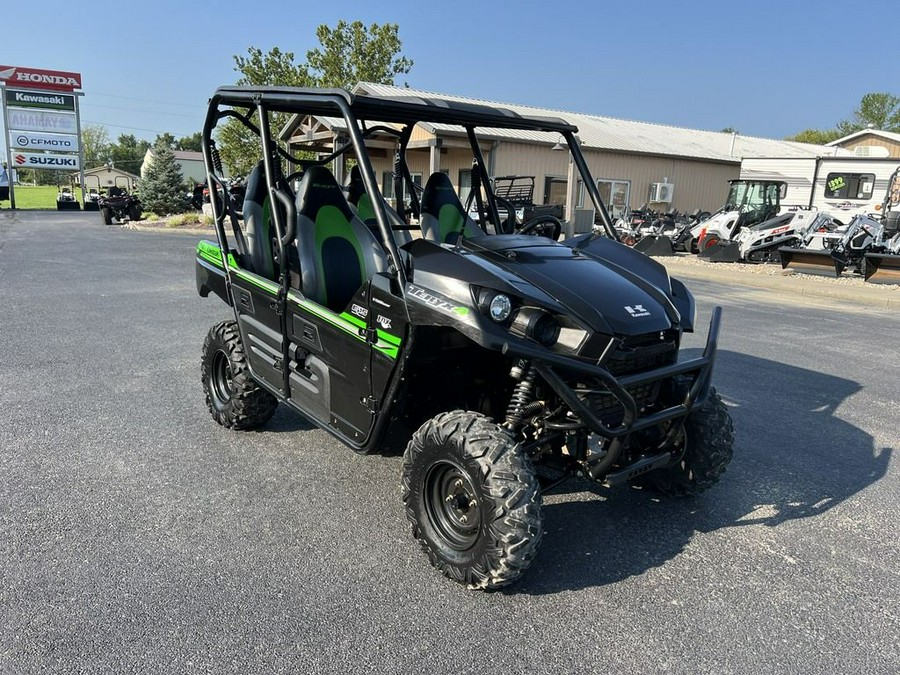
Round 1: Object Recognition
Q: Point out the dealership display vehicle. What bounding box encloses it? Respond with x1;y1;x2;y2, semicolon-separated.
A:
98;182;142;225
195;87;734;590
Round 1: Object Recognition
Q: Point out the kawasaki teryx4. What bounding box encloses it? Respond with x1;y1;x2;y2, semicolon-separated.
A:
194;86;734;590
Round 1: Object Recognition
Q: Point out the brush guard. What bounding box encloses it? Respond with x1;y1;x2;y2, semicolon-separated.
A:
503;307;721;483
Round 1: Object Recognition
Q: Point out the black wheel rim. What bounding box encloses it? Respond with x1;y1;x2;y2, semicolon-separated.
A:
210;350;234;411
423;461;482;551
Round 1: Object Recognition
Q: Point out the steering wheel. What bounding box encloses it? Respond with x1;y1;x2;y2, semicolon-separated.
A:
518;214;563;240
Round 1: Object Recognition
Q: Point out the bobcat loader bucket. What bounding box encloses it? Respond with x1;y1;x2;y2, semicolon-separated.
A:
698;240;741;263
778;246;841;277
863;252;900;284
633;235;675;256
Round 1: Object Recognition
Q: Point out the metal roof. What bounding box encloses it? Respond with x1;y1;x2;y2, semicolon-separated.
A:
354;83;839;164
826;128;900;146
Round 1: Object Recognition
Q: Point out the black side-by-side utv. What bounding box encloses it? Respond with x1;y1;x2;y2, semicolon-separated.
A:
195;86;734;590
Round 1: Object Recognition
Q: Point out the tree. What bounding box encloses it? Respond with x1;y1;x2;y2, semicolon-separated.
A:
137;140;187;215
109;134;151;174
153;132;177;149
81;125;111;170
785;128;843;145
216;21;414;174
306;20;413;87
838;92;900;134
720;127;738;134
176;132;202;152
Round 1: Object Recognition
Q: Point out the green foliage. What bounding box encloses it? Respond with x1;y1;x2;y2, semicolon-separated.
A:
788;92;900;143
306;20;413;87
838;92;900;134
110;134;151;174
217;20;414;174
176;132;203;152
137;140;188;215
785;128;843;145
720;127;738;134
82;125;111;170
154;132;177;149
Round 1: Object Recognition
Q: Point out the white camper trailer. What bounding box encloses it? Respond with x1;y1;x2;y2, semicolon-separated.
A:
740;156;900;219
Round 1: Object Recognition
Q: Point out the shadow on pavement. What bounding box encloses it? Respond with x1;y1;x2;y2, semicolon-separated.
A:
511;349;892;595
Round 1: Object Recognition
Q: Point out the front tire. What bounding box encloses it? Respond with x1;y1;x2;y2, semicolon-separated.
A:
201;320;277;430
402;411;543;590
636;388;734;496
100;206;113;225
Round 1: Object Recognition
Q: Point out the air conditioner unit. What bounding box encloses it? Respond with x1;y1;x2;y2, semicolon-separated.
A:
649;182;674;203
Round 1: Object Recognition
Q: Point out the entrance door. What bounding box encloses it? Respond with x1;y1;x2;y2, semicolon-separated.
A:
597;179;631;219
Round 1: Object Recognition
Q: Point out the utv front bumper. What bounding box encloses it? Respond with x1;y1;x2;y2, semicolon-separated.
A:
504;307;722;480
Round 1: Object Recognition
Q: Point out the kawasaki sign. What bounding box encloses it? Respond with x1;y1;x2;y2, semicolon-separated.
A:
13;151;80;169
5;88;75;111
0;65;82;92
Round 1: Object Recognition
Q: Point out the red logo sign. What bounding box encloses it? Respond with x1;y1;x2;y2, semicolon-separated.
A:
14;154;26;165
0;65;82;92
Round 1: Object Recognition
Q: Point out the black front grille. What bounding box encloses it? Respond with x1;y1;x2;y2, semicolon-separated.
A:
605;331;677;376
587;380;662;425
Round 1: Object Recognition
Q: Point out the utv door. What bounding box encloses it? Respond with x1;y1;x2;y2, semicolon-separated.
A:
230;267;287;396
285;273;407;446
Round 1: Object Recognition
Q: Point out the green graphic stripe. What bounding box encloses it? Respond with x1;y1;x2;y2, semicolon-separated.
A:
289;292;400;359
197;242;401;358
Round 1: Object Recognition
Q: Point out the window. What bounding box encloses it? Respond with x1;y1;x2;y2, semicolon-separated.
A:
544;177;567;206
383;171;422;205
459;169;472;203
824;172;875;200
596;179;631;220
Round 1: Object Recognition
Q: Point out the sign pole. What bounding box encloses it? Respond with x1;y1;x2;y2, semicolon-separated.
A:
0;85;16;209
73;92;86;207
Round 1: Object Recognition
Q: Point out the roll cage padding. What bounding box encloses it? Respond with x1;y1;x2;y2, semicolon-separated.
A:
296;165;387;311
242;161;276;279
419;172;485;244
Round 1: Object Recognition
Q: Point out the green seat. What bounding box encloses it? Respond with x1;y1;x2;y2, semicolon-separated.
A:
419;172;484;244
296;166;387;311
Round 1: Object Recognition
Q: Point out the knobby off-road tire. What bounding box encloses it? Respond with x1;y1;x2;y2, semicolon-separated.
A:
402;411;543;590
201;320;277;430
637;388;734;497
128;205;142;222
100;207;113;225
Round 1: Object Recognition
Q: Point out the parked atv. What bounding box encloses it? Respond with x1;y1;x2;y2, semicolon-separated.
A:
98;186;142;225
194;86;734;590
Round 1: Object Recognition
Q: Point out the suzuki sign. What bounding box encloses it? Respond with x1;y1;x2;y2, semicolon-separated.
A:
10;130;80;152
13;151;80;169
0;65;82;92
7;108;77;134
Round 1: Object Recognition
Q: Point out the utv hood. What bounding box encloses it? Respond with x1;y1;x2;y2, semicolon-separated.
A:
460;234;679;335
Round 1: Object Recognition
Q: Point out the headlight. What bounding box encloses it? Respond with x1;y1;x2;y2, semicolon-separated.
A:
489;294;512;322
511;308;559;346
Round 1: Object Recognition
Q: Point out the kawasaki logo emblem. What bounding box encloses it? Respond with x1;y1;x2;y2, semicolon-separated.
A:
625;304;650;318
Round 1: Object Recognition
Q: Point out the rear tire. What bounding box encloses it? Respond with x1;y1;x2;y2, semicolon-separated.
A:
201;320;278;430
635;388;734;497
402;411;543;590
128;204;141;221
100;207;113;225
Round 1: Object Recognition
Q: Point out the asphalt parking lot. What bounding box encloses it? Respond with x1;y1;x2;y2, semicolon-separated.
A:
1;211;898;674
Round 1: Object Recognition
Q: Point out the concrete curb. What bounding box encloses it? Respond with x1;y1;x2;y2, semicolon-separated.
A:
657;255;900;309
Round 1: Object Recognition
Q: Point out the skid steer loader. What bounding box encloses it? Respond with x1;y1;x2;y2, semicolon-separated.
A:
863;169;900;283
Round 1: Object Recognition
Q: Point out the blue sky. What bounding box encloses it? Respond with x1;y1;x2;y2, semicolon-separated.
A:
2;0;897;154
